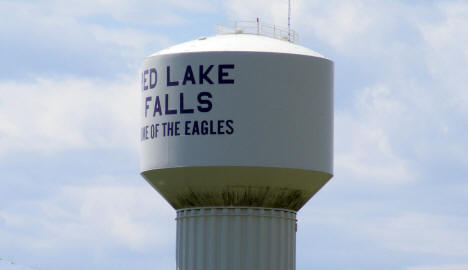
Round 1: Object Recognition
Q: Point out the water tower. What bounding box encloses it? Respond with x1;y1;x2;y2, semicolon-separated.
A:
140;21;333;270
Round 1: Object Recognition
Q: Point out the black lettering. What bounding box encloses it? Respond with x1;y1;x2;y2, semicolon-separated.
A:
226;120;234;134
153;96;162;116
201;120;209;135
192;121;200;135
143;70;149;90
154;123;159;137
185;121;191;135
180;93;194;114
145;96;152;117
165;94;177;115
218;64;235;84
197;92;213;112
150;124;155;139
167;122;174;136
149;68;157;89
141;126;147;141
218;120;225;135
167;66;179;86
175;121;180;136
162;122;167;136
209;120;216;134
199;65;214;84
182;65;196;85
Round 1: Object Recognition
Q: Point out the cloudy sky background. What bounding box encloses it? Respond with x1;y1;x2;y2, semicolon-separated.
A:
1;0;468;269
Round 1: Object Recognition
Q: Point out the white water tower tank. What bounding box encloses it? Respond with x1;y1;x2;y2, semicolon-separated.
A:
140;23;333;270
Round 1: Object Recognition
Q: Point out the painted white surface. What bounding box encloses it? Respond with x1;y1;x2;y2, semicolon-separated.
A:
176;207;296;270
152;34;325;58
140;51;333;174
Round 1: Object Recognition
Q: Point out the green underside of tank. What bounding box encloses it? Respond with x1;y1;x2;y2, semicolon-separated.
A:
141;166;332;211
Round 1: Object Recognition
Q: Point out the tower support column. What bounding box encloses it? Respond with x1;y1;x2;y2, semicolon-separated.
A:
176;207;297;270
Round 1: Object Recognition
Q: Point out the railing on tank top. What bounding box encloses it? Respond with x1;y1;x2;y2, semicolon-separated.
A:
216;20;299;43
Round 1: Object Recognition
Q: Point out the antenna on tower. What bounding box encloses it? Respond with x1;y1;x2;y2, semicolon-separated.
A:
288;0;291;41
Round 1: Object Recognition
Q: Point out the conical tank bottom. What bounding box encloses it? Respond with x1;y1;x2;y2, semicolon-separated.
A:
141;166;331;211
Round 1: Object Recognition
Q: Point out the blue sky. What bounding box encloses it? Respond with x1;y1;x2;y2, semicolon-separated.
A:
1;0;468;270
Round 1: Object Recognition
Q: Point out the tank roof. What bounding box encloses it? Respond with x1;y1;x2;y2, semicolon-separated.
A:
150;34;326;58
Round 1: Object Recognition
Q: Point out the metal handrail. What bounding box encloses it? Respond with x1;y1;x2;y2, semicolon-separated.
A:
216;20;299;43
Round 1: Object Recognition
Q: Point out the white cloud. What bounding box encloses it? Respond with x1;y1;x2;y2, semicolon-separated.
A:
0;259;35;270
298;0;375;49
0;181;174;252
417;1;468;117
0;76;139;156
335;84;416;185
0;1;188;80
2;0;219;27
335;75;468;184
302;206;468;257
367;212;468;256
224;0;292;23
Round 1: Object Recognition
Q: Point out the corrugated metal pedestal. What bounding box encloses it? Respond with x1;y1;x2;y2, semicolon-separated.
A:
176;207;297;270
